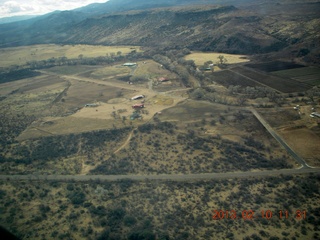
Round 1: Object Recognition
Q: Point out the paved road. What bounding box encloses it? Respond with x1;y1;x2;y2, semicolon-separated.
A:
250;108;310;169
0;168;319;182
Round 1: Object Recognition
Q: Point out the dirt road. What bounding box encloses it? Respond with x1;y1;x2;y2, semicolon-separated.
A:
0;167;319;183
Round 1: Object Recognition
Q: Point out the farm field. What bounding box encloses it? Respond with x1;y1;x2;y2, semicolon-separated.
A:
272;67;320;86
232;66;312;93
279;127;320;167
245;61;305;72
0;44;141;68
257;107;320;167
210;69;261;88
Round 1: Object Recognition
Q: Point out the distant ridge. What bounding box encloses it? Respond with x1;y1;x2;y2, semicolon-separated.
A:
0;15;38;24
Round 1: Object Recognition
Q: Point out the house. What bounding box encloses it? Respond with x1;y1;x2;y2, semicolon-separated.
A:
123;63;137;67
131;95;145;100
132;103;144;109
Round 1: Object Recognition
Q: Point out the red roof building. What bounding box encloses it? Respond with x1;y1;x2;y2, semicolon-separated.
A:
132;103;144;109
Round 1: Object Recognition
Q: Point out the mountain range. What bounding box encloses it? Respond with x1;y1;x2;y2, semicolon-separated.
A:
0;0;319;64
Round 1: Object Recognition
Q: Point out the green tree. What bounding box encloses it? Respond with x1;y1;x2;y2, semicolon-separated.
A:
217;55;227;65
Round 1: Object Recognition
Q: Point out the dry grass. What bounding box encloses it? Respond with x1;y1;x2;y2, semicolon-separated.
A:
134;60;178;79
185;52;250;67
90;65;131;79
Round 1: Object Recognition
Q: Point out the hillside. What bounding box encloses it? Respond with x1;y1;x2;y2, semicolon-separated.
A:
69;3;320;63
0;0;319;64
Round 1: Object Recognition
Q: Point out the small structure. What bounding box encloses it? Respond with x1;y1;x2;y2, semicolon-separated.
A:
132;103;144;109
310;112;320;118
131;95;145;100
123;63;137;67
85;103;99;107
158;77;169;83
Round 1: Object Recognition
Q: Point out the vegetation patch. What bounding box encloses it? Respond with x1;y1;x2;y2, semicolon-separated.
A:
0;69;41;84
1;175;319;239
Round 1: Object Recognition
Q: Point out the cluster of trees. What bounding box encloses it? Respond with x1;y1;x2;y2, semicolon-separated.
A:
5;127;132;165
1;50;146;80
137;121;176;134
153;54;191;87
0;69;41;84
0;110;36;147
188;87;236;105
228;85;285;105
25;50;145;70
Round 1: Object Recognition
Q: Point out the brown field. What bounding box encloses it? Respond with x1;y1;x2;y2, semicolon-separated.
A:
279;127;320;167
0;44;142;68
0;75;68;116
258;107;320;167
210;70;261;88
257;108;302;128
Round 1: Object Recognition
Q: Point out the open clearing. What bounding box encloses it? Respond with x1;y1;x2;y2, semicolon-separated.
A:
185;52;250;66
0;44;141;68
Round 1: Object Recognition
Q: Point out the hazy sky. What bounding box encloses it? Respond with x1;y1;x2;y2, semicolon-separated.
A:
0;0;109;18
